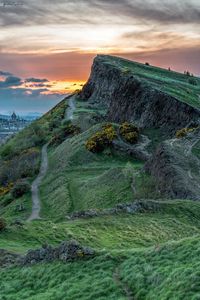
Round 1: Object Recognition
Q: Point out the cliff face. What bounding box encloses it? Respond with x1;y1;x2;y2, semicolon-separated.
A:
145;138;200;200
80;55;200;133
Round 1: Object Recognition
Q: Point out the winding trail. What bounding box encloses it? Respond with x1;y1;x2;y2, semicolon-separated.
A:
113;267;134;300
65;96;76;120
27;144;48;221
28;95;76;221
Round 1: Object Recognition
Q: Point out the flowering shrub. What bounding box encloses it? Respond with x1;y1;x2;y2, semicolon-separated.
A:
0;183;13;196
176;127;196;139
11;180;31;199
50;124;80;146
119;122;139;144
86;124;117;153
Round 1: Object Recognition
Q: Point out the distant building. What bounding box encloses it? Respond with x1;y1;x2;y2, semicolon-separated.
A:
0;112;32;141
11;112;17;121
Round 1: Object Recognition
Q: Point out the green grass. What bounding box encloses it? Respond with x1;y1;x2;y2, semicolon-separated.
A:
101;55;200;109
1;200;200;253
0;255;125;300
120;236;200;299
1;236;200;299
0;98;69;221
0;192;32;222
40;124;145;219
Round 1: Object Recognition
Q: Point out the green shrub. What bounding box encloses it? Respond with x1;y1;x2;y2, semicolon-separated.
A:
0;148;40;186
119;122;139;144
0;218;6;231
0;144;15;159
188;78;198;86
0;183;13;196
50;123;80;146
11;180;31;199
86;124;117;153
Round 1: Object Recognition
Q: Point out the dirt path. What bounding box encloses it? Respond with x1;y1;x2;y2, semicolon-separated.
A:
28;95;76;221
65;96;76;120
27;144;48;221
113;267;134;300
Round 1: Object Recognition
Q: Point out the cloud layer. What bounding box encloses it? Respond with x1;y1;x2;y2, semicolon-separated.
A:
0;71;63;114
1;0;200;26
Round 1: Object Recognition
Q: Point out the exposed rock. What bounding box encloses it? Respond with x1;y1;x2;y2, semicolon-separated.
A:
20;240;95;266
0;249;20;268
113;134;151;161
80;55;200;134
67;200;162;220
10;219;24;227
145;130;200;200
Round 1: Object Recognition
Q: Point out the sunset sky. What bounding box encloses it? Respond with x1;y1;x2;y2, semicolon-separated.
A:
0;0;199;114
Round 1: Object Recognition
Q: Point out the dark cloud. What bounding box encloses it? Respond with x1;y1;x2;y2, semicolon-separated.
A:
0;0;199;27
0;70;13;76
0;76;22;88
0;87;63;114
25;77;49;83
28;83;52;88
100;0;200;24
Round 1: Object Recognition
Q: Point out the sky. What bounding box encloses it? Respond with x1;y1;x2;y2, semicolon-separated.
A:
0;0;199;114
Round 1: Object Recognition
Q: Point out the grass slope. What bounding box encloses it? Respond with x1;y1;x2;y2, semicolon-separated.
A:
1;200;200;253
0;99;68;221
1;236;200;300
40;124;145;220
120;236;200;299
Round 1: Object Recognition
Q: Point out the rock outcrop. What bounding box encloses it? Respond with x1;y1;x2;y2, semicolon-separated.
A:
21;240;95;266
145;131;200;200
80;55;200;134
0;249;20;268
66;200;163;220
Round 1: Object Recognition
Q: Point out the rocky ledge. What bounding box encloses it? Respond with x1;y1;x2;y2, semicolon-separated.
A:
80;55;200;134
0;240;95;268
145;130;200;200
66;200;163;220
21;240;95;266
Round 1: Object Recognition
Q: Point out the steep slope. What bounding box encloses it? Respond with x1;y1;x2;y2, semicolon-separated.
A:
145;128;200;200
80;55;200;133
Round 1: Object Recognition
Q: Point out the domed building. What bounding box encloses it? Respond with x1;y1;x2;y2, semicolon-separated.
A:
11;112;17;121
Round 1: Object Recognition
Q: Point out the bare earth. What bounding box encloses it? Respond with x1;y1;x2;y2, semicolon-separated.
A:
27;143;48;221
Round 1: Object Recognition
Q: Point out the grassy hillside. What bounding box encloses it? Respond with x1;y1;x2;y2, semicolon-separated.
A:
1;57;200;299
1;200;200;253
0;99;68;221
120;236;200;299
40;123;149;220
1;236;200;300
102;55;200;109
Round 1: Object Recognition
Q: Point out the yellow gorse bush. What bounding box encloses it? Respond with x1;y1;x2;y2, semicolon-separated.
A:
119;122;139;144
86;123;117;153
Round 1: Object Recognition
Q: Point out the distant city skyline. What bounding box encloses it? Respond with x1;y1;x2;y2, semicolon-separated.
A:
0;0;199;113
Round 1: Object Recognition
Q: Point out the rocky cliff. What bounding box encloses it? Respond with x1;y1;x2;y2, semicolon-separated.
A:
80;55;200;133
145;130;200;200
